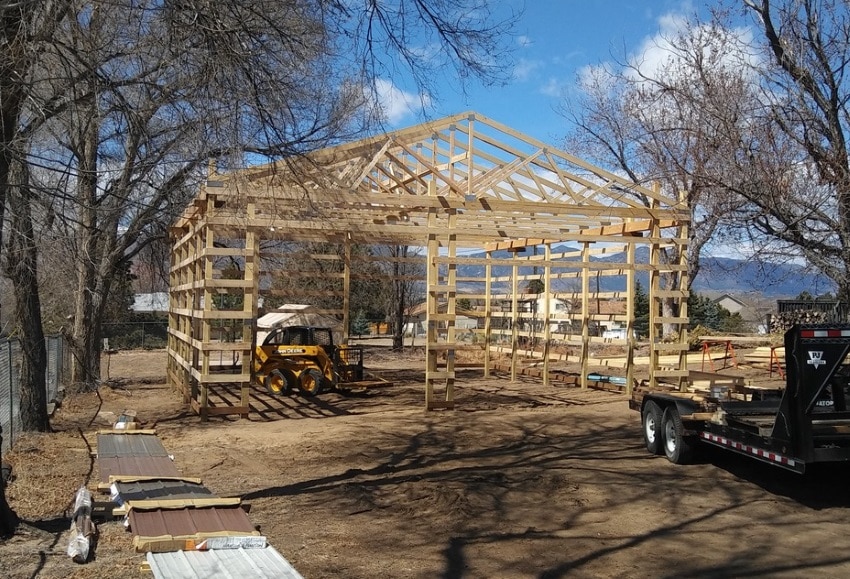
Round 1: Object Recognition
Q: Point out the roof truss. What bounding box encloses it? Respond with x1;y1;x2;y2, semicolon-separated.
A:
174;112;687;248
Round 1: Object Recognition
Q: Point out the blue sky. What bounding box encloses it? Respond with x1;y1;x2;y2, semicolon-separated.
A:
381;1;719;146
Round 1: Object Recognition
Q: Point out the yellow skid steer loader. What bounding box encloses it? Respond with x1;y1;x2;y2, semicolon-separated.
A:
253;326;381;396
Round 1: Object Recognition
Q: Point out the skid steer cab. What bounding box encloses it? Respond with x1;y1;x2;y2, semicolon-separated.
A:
253;326;365;397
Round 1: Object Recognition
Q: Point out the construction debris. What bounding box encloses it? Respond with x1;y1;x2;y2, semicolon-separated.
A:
67;486;95;564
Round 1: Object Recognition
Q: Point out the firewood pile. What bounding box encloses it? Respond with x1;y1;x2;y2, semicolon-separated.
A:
770;310;829;332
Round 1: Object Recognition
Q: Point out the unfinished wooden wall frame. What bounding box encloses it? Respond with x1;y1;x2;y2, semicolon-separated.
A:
168;112;690;415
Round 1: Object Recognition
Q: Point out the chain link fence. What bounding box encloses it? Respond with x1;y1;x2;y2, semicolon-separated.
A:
0;335;69;454
102;319;168;350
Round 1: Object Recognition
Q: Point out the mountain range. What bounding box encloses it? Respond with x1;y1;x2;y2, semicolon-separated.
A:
454;246;834;298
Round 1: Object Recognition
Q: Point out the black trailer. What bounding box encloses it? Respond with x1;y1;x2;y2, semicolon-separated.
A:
631;324;850;474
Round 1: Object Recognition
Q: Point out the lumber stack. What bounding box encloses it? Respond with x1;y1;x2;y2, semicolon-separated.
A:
743;346;784;369
742;346;786;379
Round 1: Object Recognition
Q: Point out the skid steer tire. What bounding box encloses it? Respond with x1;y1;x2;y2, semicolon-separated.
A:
299;368;327;397
265;369;296;396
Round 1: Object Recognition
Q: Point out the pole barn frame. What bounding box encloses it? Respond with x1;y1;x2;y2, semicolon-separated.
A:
167;112;690;417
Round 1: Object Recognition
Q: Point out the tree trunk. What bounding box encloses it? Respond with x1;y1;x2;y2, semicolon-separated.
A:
70;263;101;387
5;163;48;432
838;281;850;320
0;0;24;539
72;267;109;388
70;95;102;388
0;431;18;537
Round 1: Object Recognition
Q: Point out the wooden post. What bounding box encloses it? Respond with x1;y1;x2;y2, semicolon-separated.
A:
648;194;661;389
424;180;456;409
626;239;636;395
241;205;259;419
484;251;492;378
343;238;351;344
580;241;590;389
676;189;690;392
543;244;552;387
510;260;519;383
445;207;457;405
200;204;215;421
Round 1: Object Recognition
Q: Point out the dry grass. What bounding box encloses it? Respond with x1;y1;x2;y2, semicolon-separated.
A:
5;431;93;521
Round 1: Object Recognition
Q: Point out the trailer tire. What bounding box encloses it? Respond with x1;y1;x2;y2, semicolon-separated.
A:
642;400;664;455
662;406;694;464
299;368;326;397
264;369;296;396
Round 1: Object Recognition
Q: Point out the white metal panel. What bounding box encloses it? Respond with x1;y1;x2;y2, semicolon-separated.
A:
147;546;303;579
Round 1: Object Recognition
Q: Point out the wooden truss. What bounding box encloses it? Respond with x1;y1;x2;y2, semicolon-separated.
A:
168;112;690;416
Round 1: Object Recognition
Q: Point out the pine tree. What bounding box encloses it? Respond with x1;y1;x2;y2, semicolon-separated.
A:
351;310;370;337
634;281;649;338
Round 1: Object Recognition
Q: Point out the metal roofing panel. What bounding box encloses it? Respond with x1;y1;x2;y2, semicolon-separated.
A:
129;505;257;538
97;433;169;458
147;546;303;579
114;479;214;503
99;456;181;483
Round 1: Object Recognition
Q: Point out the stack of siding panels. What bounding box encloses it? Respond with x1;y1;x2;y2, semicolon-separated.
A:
96;430;303;578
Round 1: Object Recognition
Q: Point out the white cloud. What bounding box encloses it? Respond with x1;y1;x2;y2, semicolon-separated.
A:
372;79;432;124
540;77;570;98
627;8;761;82
513;57;542;81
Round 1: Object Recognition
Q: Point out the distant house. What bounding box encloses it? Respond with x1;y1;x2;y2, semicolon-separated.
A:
713;293;771;333
495;294;629;337
715;294;747;315
404;302;482;336
132;292;169;314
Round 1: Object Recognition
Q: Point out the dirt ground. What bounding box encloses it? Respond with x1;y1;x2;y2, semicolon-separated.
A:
4;347;850;578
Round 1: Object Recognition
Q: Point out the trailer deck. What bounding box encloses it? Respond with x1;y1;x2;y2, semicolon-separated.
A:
632;324;850;474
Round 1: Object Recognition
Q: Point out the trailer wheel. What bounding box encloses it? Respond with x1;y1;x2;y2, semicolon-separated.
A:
642;400;664;455
264;369;296;396
662;406;694;464
299;369;326;397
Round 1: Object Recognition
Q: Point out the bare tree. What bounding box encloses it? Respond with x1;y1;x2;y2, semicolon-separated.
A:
604;1;850;301
0;0;518;534
379;245;423;350
561;18;750;289
0;0;72;536
727;0;850;302
18;0;517;388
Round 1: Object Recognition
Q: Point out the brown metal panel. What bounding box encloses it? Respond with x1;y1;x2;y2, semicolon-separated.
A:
129;506;256;538
99;456;181;484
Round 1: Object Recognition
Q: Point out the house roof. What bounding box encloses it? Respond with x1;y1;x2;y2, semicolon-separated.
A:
133;292;169;313
714;293;749;307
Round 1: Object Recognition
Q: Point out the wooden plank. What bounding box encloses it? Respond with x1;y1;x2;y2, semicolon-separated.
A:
108;475;204;485
126;497;242;512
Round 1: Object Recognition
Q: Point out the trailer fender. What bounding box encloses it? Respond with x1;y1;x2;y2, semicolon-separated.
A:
640;394;701;431
641;394;699;415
